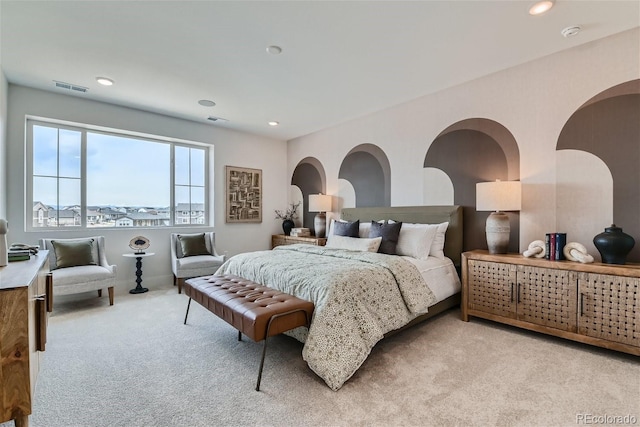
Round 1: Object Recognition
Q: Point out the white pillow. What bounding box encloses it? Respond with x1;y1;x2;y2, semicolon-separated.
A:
429;222;449;259
394;222;438;259
326;235;382;252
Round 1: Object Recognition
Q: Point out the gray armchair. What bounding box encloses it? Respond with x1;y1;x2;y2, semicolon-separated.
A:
171;232;225;293
40;236;117;306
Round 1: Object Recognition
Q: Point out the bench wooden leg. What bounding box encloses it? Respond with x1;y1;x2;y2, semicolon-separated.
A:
183;298;192;325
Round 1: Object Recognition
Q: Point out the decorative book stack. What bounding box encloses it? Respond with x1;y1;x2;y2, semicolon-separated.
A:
8;249;31;262
290;228;310;237
544;232;567;260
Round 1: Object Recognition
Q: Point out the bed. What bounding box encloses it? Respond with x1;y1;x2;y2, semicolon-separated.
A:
215;205;463;390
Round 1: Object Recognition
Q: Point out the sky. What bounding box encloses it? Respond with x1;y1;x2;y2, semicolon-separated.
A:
32;124;205;208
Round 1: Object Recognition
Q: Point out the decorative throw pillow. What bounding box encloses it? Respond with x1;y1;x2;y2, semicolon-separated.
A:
368;221;403;255
178;233;211;257
429;222;449;259
394;222;439;259
51;238;97;269
333;220;360;237
325;235;382;252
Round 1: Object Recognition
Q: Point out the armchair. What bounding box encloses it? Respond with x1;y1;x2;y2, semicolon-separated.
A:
40;236;117;306
171;232;225;293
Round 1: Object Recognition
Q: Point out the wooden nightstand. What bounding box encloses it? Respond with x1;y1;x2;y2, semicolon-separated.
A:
461;250;639;356
271;234;327;249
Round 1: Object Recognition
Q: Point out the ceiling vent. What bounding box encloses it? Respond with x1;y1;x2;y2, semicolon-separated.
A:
207;116;229;123
54;80;88;93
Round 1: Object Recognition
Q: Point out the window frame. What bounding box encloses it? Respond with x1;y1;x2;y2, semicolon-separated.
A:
25;117;211;231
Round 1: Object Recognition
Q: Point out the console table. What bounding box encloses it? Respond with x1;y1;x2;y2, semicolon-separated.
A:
461;250;639;356
0;252;51;427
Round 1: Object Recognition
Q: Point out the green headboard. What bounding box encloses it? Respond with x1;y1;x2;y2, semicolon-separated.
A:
340;205;463;268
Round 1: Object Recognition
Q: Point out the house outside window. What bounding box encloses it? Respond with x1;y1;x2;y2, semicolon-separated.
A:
27;118;210;230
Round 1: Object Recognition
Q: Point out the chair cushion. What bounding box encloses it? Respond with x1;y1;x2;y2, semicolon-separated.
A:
51;265;114;286
51;238;97;269
176;254;224;270
178;233;211;257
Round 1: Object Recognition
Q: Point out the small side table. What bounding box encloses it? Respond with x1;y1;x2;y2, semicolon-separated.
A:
122;252;155;294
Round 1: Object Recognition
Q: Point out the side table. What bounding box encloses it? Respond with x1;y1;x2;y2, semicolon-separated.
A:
122;252;155;294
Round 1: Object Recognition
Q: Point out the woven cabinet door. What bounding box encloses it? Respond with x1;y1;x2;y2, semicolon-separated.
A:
468;260;516;319
516;266;577;332
578;272;640;347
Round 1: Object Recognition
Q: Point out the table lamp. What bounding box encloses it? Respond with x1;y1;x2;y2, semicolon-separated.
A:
308;194;332;238
476;180;521;254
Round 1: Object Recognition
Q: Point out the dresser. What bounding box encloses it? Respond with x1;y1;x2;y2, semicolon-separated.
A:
271;234;327;249
0;252;51;427
461;250;639;356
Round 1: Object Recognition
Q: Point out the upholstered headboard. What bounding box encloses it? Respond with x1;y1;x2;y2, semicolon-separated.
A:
340;205;463;268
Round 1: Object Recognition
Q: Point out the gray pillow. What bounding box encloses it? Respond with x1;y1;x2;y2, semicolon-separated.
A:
333;220;360;237
178;233;211;257
369;221;403;255
51;238;97;269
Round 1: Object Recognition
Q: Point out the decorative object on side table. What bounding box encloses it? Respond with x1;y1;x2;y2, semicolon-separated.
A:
522;240;546;258
129;235;150;254
275;201;300;236
309;194;332;238
562;242;594;263
593;224;635;265
476;180;521;254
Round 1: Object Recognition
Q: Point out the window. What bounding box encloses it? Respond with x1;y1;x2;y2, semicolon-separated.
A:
27;119;209;229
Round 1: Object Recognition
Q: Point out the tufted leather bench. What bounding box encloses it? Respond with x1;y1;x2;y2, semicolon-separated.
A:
183;274;314;391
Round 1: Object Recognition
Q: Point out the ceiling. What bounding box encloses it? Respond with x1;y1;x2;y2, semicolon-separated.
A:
1;1;638;141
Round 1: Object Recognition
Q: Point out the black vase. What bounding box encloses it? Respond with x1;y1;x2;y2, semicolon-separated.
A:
593;224;635;265
282;219;294;236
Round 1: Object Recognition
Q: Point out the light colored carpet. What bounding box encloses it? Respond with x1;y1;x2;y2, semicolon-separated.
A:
5;286;638;427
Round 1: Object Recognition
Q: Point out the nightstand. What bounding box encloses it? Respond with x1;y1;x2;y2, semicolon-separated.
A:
271;234;327;249
461;250;639;356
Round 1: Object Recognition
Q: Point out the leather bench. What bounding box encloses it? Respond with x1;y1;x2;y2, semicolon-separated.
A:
183;274;314;391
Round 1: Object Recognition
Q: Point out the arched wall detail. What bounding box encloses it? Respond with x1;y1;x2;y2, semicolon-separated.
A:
556;79;640;262
291;157;326;231
424;118;521;253
339;143;391;207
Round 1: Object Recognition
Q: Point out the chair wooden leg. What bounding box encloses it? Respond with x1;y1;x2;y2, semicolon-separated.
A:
177;278;184;294
98;289;102;297
173;275;177;287
108;287;114;305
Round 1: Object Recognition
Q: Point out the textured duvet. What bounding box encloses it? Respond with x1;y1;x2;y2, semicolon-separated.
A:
215;244;436;390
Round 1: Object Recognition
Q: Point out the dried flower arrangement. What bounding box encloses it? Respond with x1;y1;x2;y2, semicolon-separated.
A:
275;201;301;221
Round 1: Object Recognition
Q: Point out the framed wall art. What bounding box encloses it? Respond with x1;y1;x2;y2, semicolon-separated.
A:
225;165;262;223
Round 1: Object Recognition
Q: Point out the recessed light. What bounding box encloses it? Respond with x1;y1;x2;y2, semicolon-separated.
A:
198;99;216;107
268;121;279;126
266;45;282;55
96;77;114;86
528;0;554;15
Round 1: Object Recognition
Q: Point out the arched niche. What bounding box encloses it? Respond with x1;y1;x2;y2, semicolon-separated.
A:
291;157;326;231
424;118;520;253
557;79;640;262
338;143;391;207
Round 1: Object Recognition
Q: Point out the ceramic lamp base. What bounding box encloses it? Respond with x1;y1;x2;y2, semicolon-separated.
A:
314;213;327;238
486;212;510;254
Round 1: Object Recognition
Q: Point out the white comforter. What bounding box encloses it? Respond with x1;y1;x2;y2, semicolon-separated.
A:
215;244;437;390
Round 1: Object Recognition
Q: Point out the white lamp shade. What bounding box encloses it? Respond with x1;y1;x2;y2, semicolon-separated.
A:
476;180;521;212
308;194;332;212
